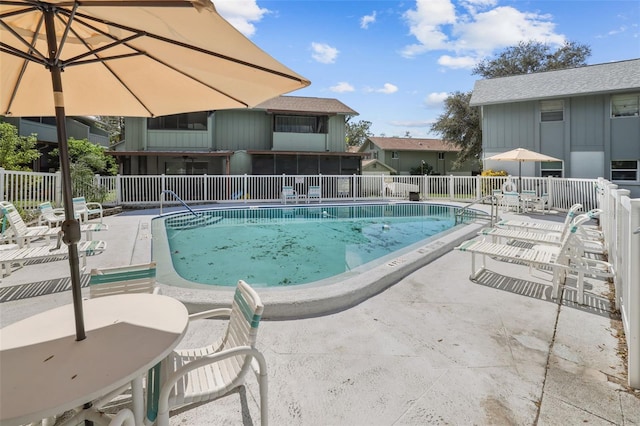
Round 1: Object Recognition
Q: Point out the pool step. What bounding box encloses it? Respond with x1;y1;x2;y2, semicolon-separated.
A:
165;215;223;230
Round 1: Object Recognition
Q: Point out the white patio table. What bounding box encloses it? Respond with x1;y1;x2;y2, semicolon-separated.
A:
0;293;189;426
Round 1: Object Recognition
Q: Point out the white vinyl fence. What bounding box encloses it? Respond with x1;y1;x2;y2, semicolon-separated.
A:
0;168;600;211
598;178;640;389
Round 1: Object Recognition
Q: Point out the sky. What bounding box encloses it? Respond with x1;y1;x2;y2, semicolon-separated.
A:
214;0;640;138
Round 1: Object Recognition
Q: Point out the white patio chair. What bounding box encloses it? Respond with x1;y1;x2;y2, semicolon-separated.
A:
456;214;613;305
89;262;159;298
154;280;267;426
281;185;298;204
307;185;321;203
502;191;521;213
73;196;104;223
38;201;66;228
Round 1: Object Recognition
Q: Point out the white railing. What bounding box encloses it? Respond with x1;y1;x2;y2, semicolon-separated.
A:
0;168;61;209
0;169;602;209
598;178;640;389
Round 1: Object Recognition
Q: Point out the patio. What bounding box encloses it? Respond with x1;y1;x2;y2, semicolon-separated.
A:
0;208;638;424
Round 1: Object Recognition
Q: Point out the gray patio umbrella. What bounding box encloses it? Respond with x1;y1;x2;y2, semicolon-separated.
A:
0;0;310;340
485;148;562;191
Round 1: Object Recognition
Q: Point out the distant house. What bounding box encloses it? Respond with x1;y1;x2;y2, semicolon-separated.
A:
113;96;361;176
358;136;477;175
1;116;110;172
361;159;397;175
470;58;640;196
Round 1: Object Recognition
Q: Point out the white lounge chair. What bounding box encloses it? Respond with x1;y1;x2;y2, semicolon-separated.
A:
307;185;321;203
154;280;267;426
89;262;159;298
456;214;613;305
281;185;298;204
1;201;52;247
496;203;584;233
0;239;107;277
481;209;605;254
1;201;109;247
73;196;104;223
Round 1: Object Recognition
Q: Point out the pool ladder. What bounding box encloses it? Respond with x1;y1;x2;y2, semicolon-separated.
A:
454;195;499;226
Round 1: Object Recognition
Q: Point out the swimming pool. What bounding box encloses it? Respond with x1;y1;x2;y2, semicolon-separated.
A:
158;203;456;288
152;202;487;318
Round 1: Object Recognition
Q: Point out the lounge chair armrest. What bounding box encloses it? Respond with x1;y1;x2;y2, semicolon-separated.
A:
188;307;232;321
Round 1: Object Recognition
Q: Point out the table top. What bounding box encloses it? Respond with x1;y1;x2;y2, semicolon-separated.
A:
0;294;189;426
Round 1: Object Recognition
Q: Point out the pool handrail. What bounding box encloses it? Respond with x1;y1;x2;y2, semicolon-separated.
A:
454;195;498;226
160;190;200;218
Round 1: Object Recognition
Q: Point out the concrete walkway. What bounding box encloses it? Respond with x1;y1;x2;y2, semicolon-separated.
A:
0;207;638;425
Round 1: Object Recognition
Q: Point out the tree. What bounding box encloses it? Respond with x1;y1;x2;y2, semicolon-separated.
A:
430;91;481;169
472;41;591;78
94;116;125;144
50;137;117;176
0;122;40;171
345;119;373;147
431;40;591;168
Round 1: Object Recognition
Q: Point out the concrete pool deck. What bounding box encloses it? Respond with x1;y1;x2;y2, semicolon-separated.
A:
0;204;639;425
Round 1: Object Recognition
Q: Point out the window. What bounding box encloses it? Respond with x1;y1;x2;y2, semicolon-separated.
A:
611;94;640;117
24;117;57;126
148;112;208;130
391;151;399;159
274;115;328;133
438;152;445;160
540;100;564;122
541;161;563;178
611;160;638;181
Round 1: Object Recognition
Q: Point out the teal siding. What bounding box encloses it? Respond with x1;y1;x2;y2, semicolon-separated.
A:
570;95;605;150
123;117;145;151
327;116;346;151
483;103;536;149
214;110;271;151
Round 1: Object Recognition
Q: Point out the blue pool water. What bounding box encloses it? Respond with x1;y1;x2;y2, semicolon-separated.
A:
155;203;460;287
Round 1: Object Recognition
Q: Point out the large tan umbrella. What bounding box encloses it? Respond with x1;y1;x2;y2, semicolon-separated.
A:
0;0;310;340
485;148;562;191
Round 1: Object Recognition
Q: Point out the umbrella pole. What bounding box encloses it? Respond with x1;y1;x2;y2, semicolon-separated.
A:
518;161;522;192
44;9;86;342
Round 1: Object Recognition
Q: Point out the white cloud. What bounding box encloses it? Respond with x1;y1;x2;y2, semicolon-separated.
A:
402;0;456;55
377;83;399;94
437;55;476;69
455;6;565;52
330;82;355;93
214;0;269;37
361;11;377;29
424;92;449;107
311;42;339;64
401;1;566;67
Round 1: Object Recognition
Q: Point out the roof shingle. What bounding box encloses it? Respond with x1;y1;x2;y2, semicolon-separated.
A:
470;58;640;106
255;96;358;115
365;137;459;152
